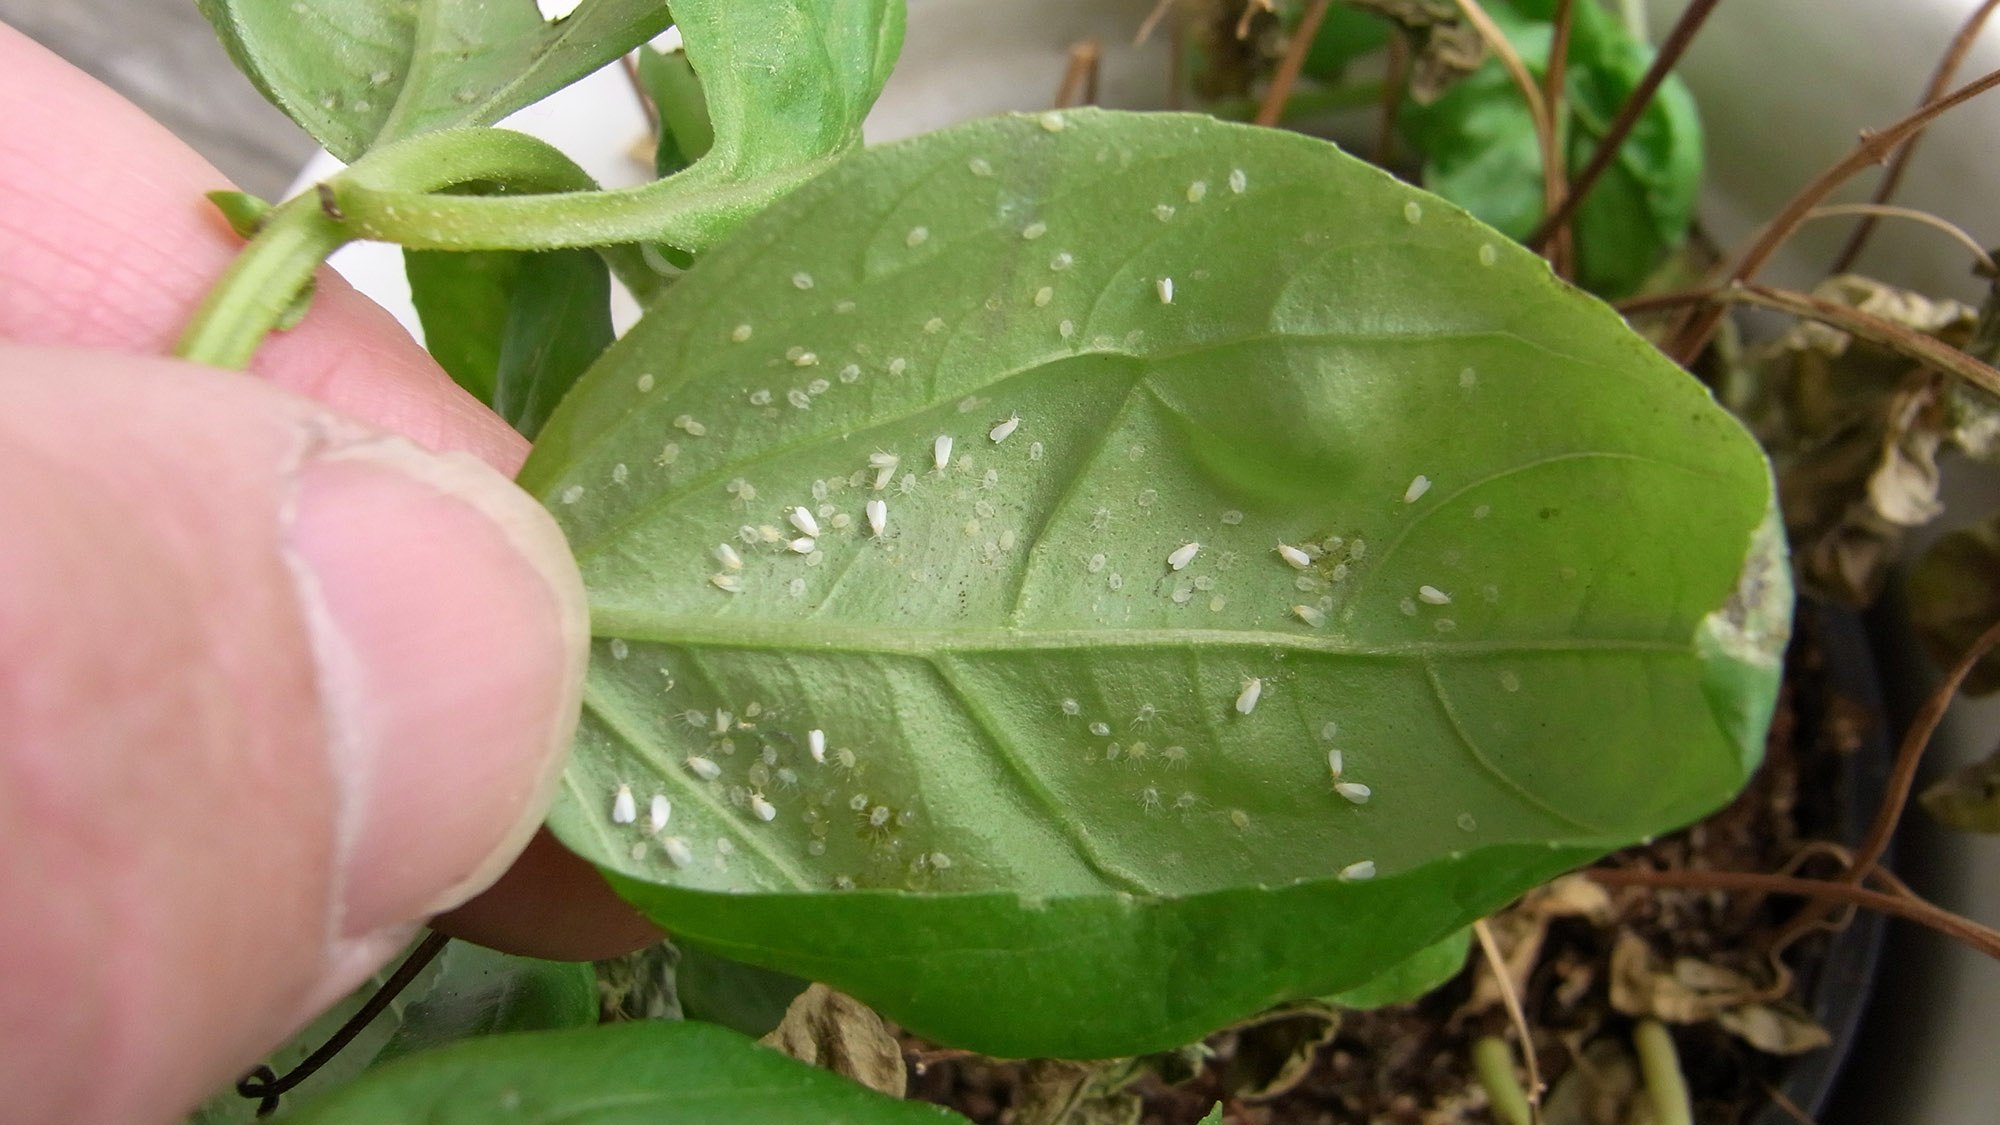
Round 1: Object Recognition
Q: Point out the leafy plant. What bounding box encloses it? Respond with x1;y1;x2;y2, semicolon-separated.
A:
174;0;1786;1118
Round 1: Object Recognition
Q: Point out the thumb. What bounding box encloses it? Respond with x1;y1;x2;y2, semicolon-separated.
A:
0;345;590;1122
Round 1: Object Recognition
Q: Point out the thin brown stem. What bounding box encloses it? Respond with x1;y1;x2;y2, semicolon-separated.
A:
1829;0;2000;273
1375;31;1410;167
1806;203;1997;275
1134;0;1174;45
1255;0;1333;127
1453;0;1570;277
1588;867;2000;963
1054;39;1103;109
1542;0;1575;145
1527;0;1723;251
1668;63;2000;364
1721;282;2000;400
1474;918;1544;1117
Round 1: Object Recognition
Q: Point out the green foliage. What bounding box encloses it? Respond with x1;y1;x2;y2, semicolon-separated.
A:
406;246;614;438
637;43;714;178
374;943;599;1064
275;1021;967;1123
1398;0;1702;298
674;943;811;1038
520;108;1783;1059
195;0;674;163
1325;928;1470;1009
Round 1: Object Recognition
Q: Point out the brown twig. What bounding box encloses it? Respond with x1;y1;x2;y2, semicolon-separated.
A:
1255;0;1333;126
1720;282;2000;399
1054;39;1103;109
1526;0;1724;251
1588;867;2000;963
1542;0;1575;142
1453;0;1570;278
1375;31;1410;167
1473;918;1544;1118
1134;0;1175;45
1806;203;1997;275
1668;63;2000;364
1829;0;2000;273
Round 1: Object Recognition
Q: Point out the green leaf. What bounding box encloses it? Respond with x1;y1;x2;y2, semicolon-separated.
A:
374;944;598;1065
1325;927;1469;1009
523;109;1784;1059
195;0;674;163
405;249;521;405
329;0;906;256
674;942;811;1038
404;247;614;438
276;1021;967;1123
1397;0;1702;298
1196;1105;1226;1125
638;43;714;179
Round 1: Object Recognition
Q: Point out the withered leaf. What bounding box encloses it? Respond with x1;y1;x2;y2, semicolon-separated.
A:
1919;742;2000;832
759;983;908;1098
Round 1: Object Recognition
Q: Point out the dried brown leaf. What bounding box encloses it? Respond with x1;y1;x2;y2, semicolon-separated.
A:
1919;742;2000;832
1713;1002;1832;1056
1340;0;1483;103
1908;518;2000;695
759;983;909;1098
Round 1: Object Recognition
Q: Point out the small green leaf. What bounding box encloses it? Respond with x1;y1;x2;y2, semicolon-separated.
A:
405;249;522;405
374;944;598;1065
1325;927;1470;1009
404;247;614;438
525;109;1782;1059
1398;0;1702;297
206;190;272;238
1196;1105;1226;1125
276;1021;967;1123
195;0;674;162
638;43;714;179
675;942;810;1039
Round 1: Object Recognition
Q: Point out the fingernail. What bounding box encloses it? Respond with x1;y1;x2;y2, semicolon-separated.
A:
286;437;588;941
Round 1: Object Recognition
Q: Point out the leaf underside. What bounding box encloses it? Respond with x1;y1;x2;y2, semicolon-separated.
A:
196;0;673;163
520;109;1786;1058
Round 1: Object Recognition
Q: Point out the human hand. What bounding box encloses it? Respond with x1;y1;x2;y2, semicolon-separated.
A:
0;23;659;1122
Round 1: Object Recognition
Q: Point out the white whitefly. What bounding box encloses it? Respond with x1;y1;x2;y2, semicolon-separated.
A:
648;794;671;832
750;794;776;822
1418;585;1452;605
1235;677;1262;715
989;415;1021;443
611;785;637;824
709;573;745;594
1156;277;1174;304
866;498;887;537
1293;604;1328;628
808;729;827;765
934;434;954;471
1276;543;1312;569
787;536;816;554
687;756;722;781
1403;474;1432;503
713;543;743;571
1341;859;1376;881
1167;542;1200;570
788;506;820;537
1335;781;1372;805
663;836;693;867
1327;749;1344;778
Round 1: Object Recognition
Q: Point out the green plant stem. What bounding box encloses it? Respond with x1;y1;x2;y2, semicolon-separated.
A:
331;151;841;254
1631;1019;1693;1125
175;128;602;369
1472;1036;1533;1125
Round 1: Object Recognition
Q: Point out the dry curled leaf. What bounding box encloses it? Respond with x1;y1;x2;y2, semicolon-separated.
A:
1909;519;2000;696
1456;875;1613;1022
759;983;908;1097
1714;1002;1832;1056
1919;742;2000;832
1339;0;1483;102
1217;1002;1341;1102
1608;935;1829;1056
1735;274;1984;606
